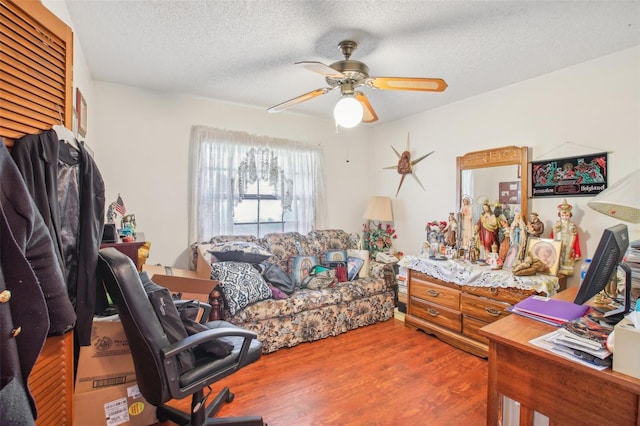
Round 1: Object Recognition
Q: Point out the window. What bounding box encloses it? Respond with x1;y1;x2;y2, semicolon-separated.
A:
188;126;326;243
233;171;292;236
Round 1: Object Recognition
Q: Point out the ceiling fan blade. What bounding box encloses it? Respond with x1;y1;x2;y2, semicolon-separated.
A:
296;61;345;79
368;77;448;92
267;87;333;113
354;92;378;123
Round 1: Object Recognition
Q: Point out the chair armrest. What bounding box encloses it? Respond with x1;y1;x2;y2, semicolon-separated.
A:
160;327;257;359
160;326;259;399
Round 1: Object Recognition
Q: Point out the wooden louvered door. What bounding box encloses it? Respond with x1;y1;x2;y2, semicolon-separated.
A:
0;1;74;425
0;0;73;148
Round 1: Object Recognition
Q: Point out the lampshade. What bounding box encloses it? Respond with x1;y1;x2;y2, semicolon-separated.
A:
588;169;640;223
334;96;363;128
363;196;393;221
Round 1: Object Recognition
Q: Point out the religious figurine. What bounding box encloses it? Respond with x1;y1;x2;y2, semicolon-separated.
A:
526;212;544;238
550;199;581;276
460;196;474;249
487;242;500;269
477;202;498;258
509;212;528;261
106;202;117;224
442;212;458;248
498;216;511;263
469;224;481;263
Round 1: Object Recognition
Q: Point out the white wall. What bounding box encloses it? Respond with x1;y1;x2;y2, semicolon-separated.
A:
91;84;372;267
44;1;640;285
372;47;640;288
42;1;94;138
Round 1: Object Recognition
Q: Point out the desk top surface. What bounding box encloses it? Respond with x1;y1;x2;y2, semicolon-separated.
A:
480;286;640;390
100;232;146;247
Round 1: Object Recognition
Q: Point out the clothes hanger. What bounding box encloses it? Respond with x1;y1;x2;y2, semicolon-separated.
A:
53;105;79;150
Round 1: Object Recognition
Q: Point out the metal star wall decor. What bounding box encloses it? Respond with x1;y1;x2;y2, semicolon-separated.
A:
383;133;434;197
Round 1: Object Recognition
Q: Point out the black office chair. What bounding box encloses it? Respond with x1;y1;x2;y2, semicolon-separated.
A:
97;247;265;426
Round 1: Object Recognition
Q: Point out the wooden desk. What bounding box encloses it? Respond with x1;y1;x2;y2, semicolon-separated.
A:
480;287;640;425
100;233;146;270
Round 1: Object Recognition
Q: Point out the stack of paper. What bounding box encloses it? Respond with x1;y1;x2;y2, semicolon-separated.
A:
623;240;640;309
530;315;614;370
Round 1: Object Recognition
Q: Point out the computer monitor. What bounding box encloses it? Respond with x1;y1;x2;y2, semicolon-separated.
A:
574;223;631;321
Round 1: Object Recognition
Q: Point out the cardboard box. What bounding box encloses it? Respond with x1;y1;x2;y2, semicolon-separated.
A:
74;382;157;426
142;264;218;304
75;317;137;393
195;244;214;279
613;317;640;379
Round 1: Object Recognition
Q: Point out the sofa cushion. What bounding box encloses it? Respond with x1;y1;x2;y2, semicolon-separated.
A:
306;229;355;255
208;241;272;263
262;232;310;271
229;286;344;323
210;261;272;315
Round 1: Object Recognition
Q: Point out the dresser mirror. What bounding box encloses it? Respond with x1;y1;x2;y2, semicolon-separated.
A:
456;146;529;251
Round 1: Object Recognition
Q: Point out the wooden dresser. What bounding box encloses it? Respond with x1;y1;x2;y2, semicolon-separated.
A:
405;268;565;358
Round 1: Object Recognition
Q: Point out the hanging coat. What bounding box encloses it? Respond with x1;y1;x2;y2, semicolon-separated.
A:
11;130;105;346
0;141;76;422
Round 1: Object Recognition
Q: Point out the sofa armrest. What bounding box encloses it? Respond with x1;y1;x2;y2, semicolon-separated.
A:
369;261;397;290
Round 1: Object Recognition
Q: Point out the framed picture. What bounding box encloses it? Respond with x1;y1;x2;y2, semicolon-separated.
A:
526;238;562;276
76;88;87;137
346;256;364;281
529;152;607;198
502;245;519;270
498;181;520;205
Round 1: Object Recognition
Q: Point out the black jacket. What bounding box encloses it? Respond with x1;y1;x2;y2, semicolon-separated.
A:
0;142;76;422
11;130;105;346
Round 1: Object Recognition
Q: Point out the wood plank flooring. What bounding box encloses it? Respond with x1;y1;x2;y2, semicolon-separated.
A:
159;318;488;426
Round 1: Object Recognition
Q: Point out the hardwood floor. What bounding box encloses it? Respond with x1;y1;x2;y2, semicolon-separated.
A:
160;318;488;426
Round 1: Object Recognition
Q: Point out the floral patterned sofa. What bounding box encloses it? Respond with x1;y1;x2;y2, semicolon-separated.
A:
192;230;395;353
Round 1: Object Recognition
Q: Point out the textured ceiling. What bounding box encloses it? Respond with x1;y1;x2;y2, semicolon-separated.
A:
65;1;640;125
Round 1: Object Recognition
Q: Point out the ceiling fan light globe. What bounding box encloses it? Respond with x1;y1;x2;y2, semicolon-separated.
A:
334;96;363;128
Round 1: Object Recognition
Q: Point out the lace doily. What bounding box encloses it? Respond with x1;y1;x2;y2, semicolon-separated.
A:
400;255;558;296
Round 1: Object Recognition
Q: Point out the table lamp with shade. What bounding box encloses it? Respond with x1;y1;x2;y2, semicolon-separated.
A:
362;196;393;224
362;196;396;258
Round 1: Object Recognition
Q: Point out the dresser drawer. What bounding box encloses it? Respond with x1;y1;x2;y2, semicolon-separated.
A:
410;297;461;332
461;293;511;323
462;315;489;344
411;279;460;310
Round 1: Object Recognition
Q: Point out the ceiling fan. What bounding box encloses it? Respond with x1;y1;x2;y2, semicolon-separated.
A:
267;40;448;127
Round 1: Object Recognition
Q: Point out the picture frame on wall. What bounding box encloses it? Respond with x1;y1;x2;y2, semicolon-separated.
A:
529;152;607;198
76;88;87;137
526;237;562;276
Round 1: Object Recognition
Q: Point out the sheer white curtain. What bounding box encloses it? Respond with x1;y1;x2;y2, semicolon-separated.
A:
188;126;326;244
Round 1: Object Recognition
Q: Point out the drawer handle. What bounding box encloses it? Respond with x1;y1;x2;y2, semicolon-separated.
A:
427;308;439;317
485;307;502;317
427;289;440;297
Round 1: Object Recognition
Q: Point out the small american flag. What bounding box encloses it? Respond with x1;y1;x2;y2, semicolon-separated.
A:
114;194;126;215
